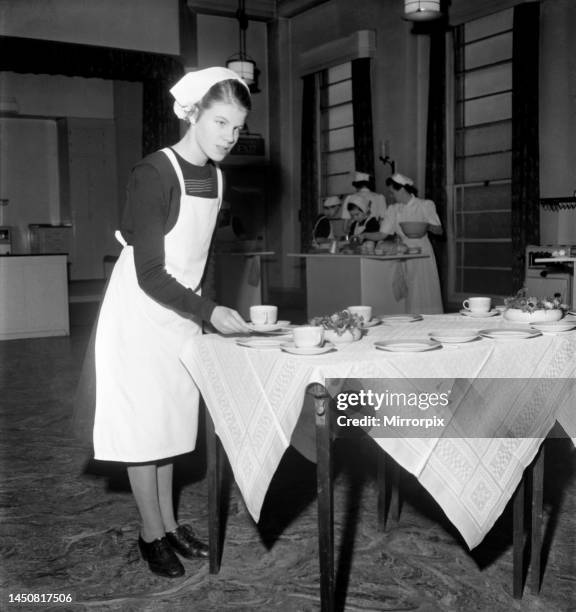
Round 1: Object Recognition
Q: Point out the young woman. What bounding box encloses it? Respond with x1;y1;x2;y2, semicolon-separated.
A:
93;67;253;578
312;195;343;244
346;193;380;236
379;173;444;313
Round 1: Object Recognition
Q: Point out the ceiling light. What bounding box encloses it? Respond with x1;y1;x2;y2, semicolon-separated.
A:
403;0;442;22
226;0;259;92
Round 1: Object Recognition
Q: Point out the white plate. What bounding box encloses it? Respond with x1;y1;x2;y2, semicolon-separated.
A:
380;314;423;324
236;338;285;349
248;320;291;333
280;341;335;355
374;339;441;353
479;328;541;341
530;321;576;334
362;318;382;328
428;330;480;344
460;309;499;318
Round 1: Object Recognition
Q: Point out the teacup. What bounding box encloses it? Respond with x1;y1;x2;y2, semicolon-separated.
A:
293;326;324;348
347;305;373;324
250;305;278;326
462;297;491;313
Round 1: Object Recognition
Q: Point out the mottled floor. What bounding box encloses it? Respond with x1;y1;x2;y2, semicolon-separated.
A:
1;304;575;611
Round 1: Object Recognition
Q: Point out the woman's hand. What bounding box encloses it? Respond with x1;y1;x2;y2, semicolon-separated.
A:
209;306;252;334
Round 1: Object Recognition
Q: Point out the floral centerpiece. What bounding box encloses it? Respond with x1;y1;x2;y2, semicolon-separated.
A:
310;310;363;343
503;289;568;323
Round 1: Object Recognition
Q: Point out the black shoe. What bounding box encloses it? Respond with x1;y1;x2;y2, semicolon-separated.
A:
138;536;185;578
166;524;209;559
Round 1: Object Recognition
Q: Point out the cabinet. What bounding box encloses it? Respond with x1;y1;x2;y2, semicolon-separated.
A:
0;255;69;340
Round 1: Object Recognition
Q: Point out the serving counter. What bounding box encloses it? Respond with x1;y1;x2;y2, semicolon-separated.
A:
288;252;429;319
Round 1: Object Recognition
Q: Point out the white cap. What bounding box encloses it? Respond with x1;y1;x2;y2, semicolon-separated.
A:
389;172;414;187
323;196;342;208
347;193;370;213
170;67;249;120
353;171;371;183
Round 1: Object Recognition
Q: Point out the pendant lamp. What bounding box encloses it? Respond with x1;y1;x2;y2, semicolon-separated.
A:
403;0;442;21
226;0;258;91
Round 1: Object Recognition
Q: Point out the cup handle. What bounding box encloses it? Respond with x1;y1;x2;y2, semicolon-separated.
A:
463;300;470;310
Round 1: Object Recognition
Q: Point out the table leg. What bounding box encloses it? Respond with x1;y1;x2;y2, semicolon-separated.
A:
390;459;401;525
512;475;525;598
205;404;222;574
530;444;544;594
377;451;387;532
377;452;401;531
308;383;335;612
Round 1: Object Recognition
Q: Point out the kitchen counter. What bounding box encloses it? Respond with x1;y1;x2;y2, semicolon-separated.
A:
0;254;69;339
288;252;429;319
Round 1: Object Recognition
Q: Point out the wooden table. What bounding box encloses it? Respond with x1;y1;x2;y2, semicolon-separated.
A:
180;313;576;609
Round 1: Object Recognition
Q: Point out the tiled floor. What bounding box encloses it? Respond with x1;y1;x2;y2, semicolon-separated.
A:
0;305;575;611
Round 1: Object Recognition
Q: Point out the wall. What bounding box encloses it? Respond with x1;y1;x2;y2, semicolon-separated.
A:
0;0;177;277
1;72;114;118
196;13;269;156
275;0;430;289
0;72;137;277
0;0;180;54
0;117;60;252
539;0;576;244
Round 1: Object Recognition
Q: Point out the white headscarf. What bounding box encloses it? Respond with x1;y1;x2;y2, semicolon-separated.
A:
347;193;370;213
170;67;249;120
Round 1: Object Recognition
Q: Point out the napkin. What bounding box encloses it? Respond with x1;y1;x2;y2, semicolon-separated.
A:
393;260;408;301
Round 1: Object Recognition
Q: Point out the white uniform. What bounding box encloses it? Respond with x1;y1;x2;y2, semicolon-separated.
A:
381;196;443;314
93;149;222;462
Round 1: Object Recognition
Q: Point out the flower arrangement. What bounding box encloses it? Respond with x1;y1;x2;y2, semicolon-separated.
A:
310;310;363;336
504;289;568;313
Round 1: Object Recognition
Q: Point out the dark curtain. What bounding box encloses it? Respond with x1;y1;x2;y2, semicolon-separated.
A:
0;36;183;155
424;24;447;307
351;58;375;183
300;73;319;250
511;4;540;290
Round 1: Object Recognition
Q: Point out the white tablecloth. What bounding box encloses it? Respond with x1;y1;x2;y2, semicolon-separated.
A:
179;313;576;548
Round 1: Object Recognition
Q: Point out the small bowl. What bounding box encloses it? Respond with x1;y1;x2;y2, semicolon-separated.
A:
400;222;428;238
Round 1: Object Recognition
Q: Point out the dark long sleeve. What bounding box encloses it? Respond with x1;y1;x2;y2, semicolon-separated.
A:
120;158;217;322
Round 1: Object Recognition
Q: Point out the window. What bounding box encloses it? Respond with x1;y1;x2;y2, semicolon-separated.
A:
451;9;513;297
319;62;355;199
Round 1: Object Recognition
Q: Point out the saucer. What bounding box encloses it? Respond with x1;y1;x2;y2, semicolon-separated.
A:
374;339;441;353
362;318;382;328
236;338;284;350
280;341;335;355
380;314;423;324
248;320;291;333
428;330;480;344
459;309;499;318
479;328;541;341
530;321;576;335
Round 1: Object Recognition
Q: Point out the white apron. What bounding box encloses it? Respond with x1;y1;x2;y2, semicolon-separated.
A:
385;198;444;314
93;149;222;462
